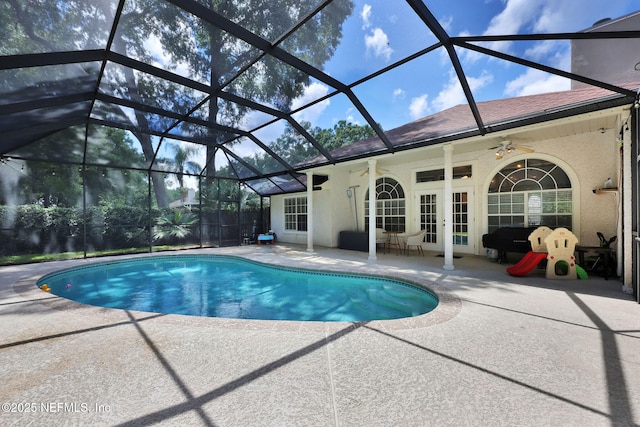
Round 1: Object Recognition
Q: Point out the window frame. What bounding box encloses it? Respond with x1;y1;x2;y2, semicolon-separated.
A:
487;159;573;233
283;196;308;232
365;177;406;232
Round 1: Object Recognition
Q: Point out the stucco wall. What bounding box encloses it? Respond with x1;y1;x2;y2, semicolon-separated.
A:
271;127;621;252
271;169;353;247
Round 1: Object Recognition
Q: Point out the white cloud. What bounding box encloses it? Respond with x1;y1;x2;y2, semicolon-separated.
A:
291;82;331;124
142;29;191;79
406;71;494;120
143;34;164;62
524;40;560;61
365;28;393;61
484;0;535;36
440;15;454;32
361;4;372;29
248;83;331;144
343;107;360;125
456;2;529;64
393;88;406;100
454;0;602;97
409;94;429;119
461;0;614;64
431;70;493;112
504;68;570;97
360;4;393;62
458;0;545;64
505;39;571;97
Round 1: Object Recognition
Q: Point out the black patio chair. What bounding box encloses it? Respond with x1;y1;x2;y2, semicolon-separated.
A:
585;232;617;279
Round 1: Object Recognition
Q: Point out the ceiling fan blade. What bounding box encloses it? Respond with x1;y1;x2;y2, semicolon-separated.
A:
515;146;534;153
357;167;389;176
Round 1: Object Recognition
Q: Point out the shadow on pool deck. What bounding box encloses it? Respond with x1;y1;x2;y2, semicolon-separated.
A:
1;243;638;426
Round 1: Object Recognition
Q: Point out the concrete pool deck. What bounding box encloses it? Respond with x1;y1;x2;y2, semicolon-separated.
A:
1;244;639;426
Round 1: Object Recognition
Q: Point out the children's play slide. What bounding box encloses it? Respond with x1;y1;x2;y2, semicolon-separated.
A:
506;251;548;277
505;227;588;279
507;251;589;279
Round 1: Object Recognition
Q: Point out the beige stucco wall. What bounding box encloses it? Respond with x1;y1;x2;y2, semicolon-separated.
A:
271;125;621;254
271;169;353;247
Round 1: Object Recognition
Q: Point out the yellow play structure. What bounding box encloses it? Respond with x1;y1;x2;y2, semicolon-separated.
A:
506;226;587;280
544;227;580;280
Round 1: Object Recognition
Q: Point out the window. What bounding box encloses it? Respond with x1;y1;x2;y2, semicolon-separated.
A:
416;165;472;183
284;197;307;231
453;191;469;245
365;177;406;232
487;159;572;233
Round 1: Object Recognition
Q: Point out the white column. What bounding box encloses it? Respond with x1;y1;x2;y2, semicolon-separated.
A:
306;171;314;253
368;159;377;261
443;144;455;270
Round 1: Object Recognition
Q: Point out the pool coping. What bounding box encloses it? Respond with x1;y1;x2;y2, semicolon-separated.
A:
12;251;462;332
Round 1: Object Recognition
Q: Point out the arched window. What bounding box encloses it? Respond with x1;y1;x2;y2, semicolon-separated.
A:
487;158;572;233
365;177;406;232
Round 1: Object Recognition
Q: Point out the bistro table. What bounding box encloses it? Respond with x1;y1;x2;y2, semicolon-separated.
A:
384;231;403;255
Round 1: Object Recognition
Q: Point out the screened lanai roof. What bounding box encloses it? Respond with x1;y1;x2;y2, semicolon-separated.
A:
1;1;640;196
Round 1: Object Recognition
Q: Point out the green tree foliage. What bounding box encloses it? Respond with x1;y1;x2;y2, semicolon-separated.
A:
245;120;377;171
166;143;201;191
2;0;354;206
1;1;355;257
153;209;198;242
6;127;149;208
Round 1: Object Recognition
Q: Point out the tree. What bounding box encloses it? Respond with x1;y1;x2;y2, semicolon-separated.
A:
315;120;378;151
4;0;354;207
153;209;198;242
167;143;201;194
250;120;377;169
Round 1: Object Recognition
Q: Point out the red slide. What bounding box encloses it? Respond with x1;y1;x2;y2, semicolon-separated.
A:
506;251;548;277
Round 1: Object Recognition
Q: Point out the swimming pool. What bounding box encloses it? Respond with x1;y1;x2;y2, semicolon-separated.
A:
37;255;438;322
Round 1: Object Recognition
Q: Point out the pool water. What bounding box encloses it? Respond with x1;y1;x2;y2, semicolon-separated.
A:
37;255;438;322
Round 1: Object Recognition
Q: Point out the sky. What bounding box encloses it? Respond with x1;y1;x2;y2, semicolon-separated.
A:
144;0;639;179
286;0;640;133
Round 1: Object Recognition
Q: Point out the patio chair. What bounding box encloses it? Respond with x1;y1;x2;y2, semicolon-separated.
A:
375;228;388;253
404;230;426;256
586;232;617;279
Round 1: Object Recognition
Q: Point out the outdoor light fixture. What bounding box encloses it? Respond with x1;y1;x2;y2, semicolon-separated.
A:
492;140;534;160
495;142;514;159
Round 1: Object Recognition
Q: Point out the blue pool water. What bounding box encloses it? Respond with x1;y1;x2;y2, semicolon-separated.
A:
37;255;438;322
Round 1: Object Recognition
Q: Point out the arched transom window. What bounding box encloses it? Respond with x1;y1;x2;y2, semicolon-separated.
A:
365;177;406;232
487;158;572;233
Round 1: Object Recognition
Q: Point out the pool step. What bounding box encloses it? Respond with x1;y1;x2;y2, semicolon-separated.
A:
345;287;397;318
367;286;427;316
347;287;417;318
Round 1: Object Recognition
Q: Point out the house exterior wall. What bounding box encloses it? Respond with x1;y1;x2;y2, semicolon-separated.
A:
271;125;621;254
271;169;353;247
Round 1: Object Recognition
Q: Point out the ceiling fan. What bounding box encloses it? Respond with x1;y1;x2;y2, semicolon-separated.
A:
489;140;534;160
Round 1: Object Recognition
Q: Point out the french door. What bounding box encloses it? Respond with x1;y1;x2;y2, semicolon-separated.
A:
417;187;475;254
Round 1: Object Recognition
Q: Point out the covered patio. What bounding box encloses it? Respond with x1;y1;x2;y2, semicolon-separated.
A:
1;244;639;426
